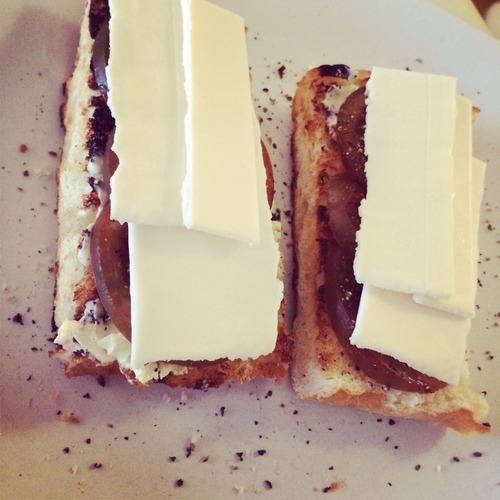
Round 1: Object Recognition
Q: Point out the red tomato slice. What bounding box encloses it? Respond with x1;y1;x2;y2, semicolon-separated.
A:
90;202;132;341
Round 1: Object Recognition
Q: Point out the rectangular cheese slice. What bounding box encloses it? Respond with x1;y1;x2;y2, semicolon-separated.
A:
106;0;278;365
108;0;260;244
181;0;260;243
351;285;470;385
108;0;186;226
413;98;485;317
129;157;281;367
354;67;457;299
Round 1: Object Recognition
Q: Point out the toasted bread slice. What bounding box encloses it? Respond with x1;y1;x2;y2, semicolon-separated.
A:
291;65;489;434
51;0;292;387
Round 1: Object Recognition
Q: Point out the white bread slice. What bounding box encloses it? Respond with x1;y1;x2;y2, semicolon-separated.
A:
291;65;489;435
51;0;291;387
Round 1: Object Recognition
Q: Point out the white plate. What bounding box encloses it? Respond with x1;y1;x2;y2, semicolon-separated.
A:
1;1;499;498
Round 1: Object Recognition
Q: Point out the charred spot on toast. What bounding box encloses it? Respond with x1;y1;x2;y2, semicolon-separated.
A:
83;179;101;210
73;268;98;321
89;0;110;39
86;96;115;160
318;64;351;79
88;70;98;91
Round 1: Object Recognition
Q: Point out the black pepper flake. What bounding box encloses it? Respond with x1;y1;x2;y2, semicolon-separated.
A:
96;375;106;387
414;464;421;471
83;393;91;399
168;456;177;462
277;65;286;79
85;438;91;444
263;480;273;490
90;462;102;470
23;170;29;177
472;451;483;458
63;447;70;454
186;442;195;458
12;313;24;325
452;456;460;463
174;479;184;488
257;449;267;456
235;452;244;462
388;418;396;426
220;406;225;417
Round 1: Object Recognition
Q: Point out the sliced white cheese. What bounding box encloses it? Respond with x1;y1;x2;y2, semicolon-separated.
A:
108;0;186;226
354;67;457;299
413;97;484;317
351;285;470;385
108;0;260;244
106;0;279;365
181;0;260;243
129;156;281;367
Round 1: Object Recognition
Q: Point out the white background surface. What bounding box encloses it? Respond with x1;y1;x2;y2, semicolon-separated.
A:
1;1;499;498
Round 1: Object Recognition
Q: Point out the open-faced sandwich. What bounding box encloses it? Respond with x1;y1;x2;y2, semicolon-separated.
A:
291;64;490;435
51;0;292;388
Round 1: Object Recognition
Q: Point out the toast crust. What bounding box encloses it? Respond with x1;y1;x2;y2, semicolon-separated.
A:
291;66;489;435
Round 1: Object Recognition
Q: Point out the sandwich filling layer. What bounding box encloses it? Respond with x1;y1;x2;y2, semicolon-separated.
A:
320;66;486;390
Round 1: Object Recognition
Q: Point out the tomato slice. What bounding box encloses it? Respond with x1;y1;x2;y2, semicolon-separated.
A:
322;88;447;393
335;86;367;185
90;202;132;341
326;174;365;256
323;241;446;393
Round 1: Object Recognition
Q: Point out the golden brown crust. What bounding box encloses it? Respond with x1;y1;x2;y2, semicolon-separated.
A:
53;303;291;389
291;66;489;435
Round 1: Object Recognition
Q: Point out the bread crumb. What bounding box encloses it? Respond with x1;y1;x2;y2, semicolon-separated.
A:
59;411;80;423
323;480;344;493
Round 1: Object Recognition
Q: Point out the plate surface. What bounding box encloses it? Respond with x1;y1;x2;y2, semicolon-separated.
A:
1;1;499;498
